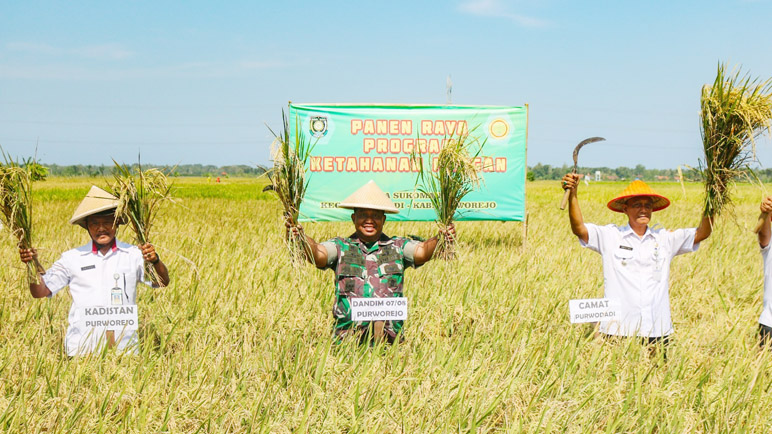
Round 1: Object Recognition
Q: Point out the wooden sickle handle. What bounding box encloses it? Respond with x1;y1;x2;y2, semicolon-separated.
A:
559;188;571;210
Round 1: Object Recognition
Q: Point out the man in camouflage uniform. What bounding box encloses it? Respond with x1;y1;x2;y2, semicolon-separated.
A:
289;180;453;343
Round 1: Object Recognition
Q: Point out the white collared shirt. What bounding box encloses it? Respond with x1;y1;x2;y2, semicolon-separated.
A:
43;240;145;356
581;223;699;337
759;244;772;327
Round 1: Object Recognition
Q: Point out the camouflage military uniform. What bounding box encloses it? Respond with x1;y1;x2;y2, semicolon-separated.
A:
321;233;420;342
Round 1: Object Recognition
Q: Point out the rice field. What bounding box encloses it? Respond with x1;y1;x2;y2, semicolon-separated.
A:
2;177;772;433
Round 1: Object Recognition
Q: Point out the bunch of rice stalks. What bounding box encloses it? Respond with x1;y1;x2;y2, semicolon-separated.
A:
412;130;483;261
0;151;45;282
698;63;772;218
110;159;173;284
264;110;314;267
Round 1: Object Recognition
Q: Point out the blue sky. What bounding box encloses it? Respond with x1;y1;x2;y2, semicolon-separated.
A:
2;0;771;169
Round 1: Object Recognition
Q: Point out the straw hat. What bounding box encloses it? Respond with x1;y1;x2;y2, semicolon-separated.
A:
607;180;670;212
69;186;120;228
338;180;399;214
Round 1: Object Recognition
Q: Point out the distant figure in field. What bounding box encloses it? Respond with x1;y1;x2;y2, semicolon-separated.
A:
287;180;452;343
19;186;170;356
561;173;713;350
756;196;772;347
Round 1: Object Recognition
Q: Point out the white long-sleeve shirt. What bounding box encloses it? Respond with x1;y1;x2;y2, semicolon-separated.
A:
759;244;772;327
43;240;144;356
580;223;700;338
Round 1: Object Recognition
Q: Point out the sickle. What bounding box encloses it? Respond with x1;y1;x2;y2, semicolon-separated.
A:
560;136;606;210
571;137;605;173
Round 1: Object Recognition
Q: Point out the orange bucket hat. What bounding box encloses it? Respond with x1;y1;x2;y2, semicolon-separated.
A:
607;180;670;213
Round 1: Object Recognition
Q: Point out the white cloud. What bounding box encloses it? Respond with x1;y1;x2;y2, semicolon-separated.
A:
0;59;289;80
72;44;134;60
239;60;288;70
457;0;550;27
6;42;135;61
2;41;289;79
6;42;58;55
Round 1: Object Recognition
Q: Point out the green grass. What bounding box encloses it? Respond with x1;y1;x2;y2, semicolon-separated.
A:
1;178;772;432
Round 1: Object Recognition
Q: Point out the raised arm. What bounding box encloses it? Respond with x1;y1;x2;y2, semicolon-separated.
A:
694;215;714;245
562;173;588;243
759;196;772;248
414;224;456;265
19;248;52;298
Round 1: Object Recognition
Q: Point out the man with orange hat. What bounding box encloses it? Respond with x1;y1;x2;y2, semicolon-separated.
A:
18;186;169;356
561;173;712;345
288;180;453;343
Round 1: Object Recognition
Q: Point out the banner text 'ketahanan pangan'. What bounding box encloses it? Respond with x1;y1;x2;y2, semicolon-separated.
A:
310;156;507;173
310;118;506;173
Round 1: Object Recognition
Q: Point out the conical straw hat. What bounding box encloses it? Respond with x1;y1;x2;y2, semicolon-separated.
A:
607;180;670;212
338;180;399;214
69;186;120;228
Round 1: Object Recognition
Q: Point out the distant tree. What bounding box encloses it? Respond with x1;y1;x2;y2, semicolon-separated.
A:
22;158;48;181
634;164;646;180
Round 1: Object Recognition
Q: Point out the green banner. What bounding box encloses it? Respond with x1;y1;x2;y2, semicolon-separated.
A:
290;104;527;222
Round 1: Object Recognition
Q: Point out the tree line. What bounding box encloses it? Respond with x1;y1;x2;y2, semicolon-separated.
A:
22;162;772;183
528;164;691;182
528;163;772;183
44;164;267;178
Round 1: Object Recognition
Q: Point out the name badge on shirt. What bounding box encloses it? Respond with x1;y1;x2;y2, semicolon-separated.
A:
81;265;96;271
652;270;663;281
614;245;634;265
652;257;665;281
651;242;664;281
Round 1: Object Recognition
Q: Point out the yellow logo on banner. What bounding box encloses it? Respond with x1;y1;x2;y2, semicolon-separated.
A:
489;118;509;139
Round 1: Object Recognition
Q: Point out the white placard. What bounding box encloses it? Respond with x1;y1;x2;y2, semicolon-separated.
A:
569;298;620;323
76;305;139;331
350;297;408;321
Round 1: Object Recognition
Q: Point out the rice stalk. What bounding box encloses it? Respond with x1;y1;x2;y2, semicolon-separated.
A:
6;178;772;431
109;159;173;284
0;150;44;283
698;63;772;217
411;128;484;260
264;110;314;267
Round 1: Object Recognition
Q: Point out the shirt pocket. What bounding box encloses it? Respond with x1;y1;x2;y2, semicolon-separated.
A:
113;265;138;305
336;266;364;297
613;247;634;264
377;260;404;276
337;251;366;296
71;261;99;290
377;260;404;292
334;273;361;322
651;250;666;279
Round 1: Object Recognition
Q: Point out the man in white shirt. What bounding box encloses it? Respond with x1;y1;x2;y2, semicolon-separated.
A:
19;186;169;356
561;174;712;349
756;196;772;347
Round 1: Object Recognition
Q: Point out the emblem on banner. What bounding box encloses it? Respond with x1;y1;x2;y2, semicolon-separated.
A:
488;118;510;139
310;116;328;138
